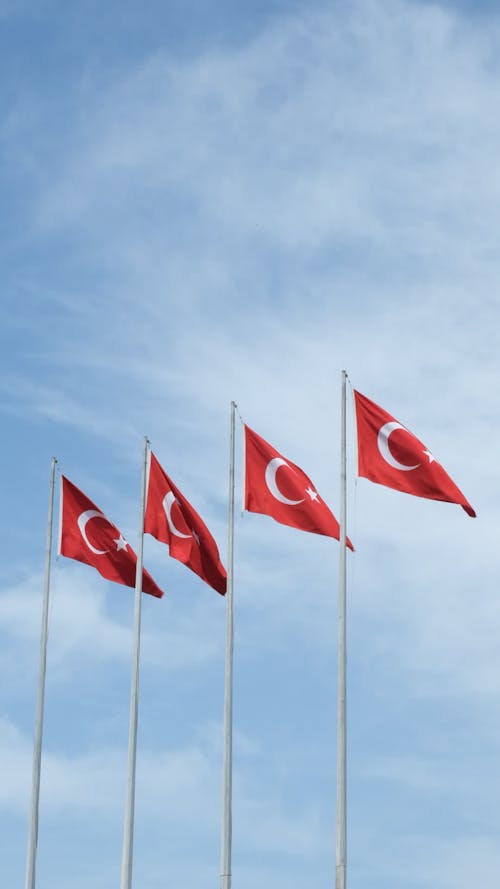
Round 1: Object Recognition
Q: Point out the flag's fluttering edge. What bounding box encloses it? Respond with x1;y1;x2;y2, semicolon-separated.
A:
58;475;164;597
144;452;227;595
354;389;476;517
244;424;354;549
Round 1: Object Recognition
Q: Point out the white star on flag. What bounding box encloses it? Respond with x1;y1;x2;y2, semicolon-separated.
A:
306;486;319;501
114;534;128;551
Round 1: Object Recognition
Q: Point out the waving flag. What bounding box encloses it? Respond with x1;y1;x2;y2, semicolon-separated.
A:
244;424;353;548
354;389;476;517
59;475;164;597
144;452;227;595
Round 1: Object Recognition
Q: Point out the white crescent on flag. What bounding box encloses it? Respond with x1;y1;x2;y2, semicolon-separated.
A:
377;422;420;472
265;457;305;505
162;492;192;539
77;509;110;555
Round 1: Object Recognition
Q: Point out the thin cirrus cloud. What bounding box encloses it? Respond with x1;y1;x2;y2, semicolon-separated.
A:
1;2;500;888
26;1;500;264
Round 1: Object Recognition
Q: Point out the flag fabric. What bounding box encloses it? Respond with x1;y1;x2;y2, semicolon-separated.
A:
353;389;476;517
144;452;227;595
244;424;353;549
58;475;164;597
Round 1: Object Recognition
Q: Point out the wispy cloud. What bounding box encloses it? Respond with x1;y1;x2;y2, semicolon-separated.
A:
0;566;221;679
2;1;500;887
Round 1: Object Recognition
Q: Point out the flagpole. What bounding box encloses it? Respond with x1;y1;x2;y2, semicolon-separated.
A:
120;436;149;889
25;456;57;889
335;370;347;889
220;401;236;889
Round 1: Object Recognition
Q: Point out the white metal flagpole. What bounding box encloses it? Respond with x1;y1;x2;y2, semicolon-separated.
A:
120;436;149;889
335;370;348;889
25;456;57;889
220;401;236;889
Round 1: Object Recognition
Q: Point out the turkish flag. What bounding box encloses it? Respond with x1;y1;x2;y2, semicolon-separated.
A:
144;452;227;595
244;425;353;549
354;390;476;517
59;476;164;598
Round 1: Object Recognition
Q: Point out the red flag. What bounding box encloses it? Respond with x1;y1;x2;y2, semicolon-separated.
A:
244;424;353;549
58;476;164;598
144;452;227;595
354;390;476;517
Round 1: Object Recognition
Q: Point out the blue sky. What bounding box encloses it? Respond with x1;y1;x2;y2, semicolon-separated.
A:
1;1;499;887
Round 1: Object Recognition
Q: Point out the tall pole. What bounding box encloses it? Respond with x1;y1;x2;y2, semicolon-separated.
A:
25;456;57;889
120;436;149;889
335;370;347;889
220;401;236;889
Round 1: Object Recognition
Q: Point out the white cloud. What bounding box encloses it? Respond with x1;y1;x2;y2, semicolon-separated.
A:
3;1;500;887
0;712;333;889
0;565;222;680
0;715;215;820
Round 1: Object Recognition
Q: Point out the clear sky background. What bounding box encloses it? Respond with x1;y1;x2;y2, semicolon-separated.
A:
1;1;499;887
